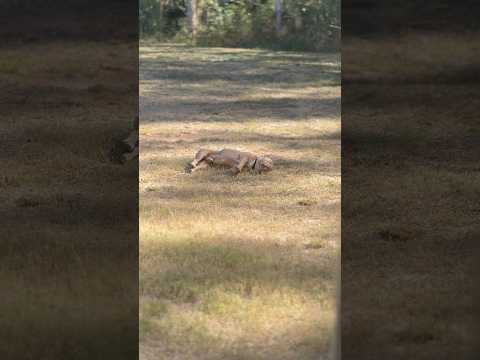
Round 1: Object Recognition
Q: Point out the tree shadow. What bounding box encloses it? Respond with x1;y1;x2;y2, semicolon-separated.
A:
140;43;340;125
141;237;336;302
140;57;340;86
141;96;340;122
193;130;341;147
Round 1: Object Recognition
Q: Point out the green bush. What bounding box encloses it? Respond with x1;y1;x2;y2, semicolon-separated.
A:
140;0;340;51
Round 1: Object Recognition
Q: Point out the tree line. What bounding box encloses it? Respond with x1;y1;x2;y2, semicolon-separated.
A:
140;0;340;51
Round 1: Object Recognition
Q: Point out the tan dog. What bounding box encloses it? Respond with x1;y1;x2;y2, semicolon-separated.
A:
185;148;273;175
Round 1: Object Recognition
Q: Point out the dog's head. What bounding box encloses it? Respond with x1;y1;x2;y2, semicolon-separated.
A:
254;156;274;173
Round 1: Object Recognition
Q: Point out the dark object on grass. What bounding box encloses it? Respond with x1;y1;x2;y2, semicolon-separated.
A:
111;115;139;164
298;200;317;206
15;197;41;208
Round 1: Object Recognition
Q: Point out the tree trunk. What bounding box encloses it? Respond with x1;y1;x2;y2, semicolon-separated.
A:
186;0;198;42
275;0;282;36
158;0;163;33
294;14;303;32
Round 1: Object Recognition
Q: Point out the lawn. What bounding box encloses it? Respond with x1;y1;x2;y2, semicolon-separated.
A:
139;43;341;360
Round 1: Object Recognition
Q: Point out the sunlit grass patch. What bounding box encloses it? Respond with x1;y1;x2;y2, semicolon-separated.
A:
140;298;169;338
140;289;334;359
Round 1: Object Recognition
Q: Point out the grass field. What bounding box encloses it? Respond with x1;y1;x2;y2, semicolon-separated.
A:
139;43;341;359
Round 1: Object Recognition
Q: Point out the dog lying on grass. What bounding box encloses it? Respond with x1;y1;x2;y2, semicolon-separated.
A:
185;148;274;176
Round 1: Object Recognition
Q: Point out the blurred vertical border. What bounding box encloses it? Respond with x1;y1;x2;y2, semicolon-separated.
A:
0;1;139;359
342;1;479;359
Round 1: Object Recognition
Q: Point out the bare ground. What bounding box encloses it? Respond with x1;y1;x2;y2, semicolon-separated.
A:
139;43;341;360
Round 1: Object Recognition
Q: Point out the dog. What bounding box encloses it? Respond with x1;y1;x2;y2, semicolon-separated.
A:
185;148;273;175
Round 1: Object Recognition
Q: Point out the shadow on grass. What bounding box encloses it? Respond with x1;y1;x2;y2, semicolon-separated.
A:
141;238;335;303
140;44;340;117
343;96;479;168
140;44;340;123
140;99;339;122
1;266;138;360
193;130;341;147
142;58;339;82
141;57;340;86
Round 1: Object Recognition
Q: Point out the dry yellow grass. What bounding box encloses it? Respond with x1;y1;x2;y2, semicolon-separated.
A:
140;43;340;359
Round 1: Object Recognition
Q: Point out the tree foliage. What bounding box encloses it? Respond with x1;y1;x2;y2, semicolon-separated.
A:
140;0;340;51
